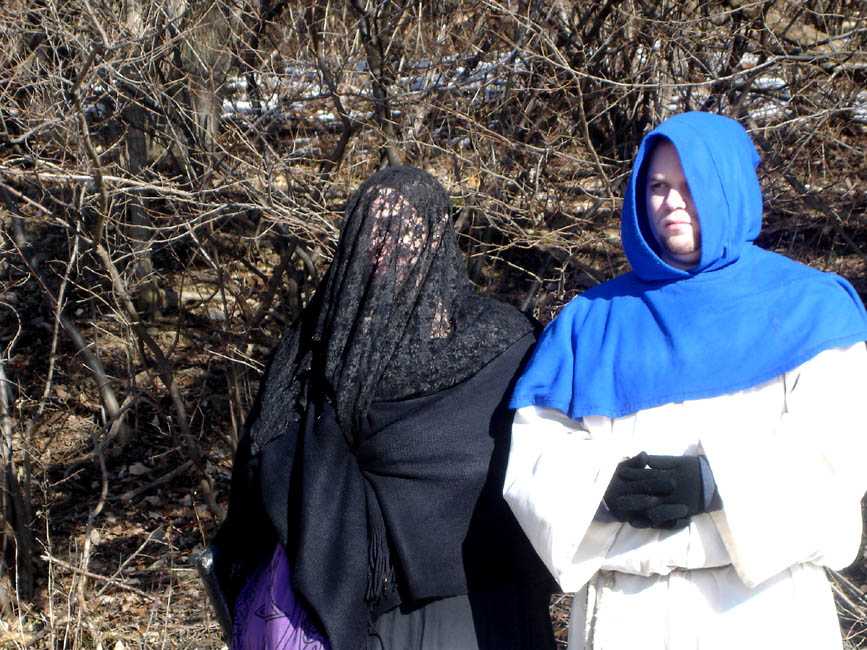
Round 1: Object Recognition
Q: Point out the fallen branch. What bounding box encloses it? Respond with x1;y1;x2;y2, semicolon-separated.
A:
40;553;156;601
119;459;194;503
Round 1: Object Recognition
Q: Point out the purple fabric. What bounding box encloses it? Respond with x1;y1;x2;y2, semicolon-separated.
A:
233;546;331;650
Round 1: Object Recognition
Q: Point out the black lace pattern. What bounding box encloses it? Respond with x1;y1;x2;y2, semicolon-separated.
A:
251;165;532;448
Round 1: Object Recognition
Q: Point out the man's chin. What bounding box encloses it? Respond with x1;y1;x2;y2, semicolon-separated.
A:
663;247;699;268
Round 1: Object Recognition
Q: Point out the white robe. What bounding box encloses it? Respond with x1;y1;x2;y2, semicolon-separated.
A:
504;343;867;650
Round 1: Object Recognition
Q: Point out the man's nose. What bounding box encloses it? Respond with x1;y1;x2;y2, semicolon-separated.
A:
665;188;687;210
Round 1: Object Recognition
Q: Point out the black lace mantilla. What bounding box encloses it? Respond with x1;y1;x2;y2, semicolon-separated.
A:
250;165;532;450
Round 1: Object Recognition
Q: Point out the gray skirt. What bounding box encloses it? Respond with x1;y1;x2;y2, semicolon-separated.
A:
368;586;556;650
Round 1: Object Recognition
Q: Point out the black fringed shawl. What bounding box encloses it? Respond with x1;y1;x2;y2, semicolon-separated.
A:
215;167;541;649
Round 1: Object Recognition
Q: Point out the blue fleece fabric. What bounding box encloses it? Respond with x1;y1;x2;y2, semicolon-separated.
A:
511;112;867;419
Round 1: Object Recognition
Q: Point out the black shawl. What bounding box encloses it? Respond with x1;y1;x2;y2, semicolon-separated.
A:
215;167;539;649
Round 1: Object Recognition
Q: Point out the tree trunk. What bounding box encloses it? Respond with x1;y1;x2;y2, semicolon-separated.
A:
0;360;34;601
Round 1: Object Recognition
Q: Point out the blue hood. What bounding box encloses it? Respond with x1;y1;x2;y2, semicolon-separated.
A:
511;112;867;419
623;112;763;280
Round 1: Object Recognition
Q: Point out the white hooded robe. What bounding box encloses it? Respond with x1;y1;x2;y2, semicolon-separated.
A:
504;343;867;649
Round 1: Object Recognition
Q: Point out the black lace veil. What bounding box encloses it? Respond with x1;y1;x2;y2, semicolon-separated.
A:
251;165;532;450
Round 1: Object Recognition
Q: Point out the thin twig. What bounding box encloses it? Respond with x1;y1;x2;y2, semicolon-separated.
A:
119;460;194;502
40;554;156;601
95;527;164;599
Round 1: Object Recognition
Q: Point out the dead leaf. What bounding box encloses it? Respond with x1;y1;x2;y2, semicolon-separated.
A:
128;463;150;477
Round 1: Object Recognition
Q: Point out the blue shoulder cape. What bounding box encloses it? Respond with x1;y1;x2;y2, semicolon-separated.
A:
511;112;867;419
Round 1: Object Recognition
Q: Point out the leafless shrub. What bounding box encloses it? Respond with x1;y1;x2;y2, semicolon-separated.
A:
0;0;864;645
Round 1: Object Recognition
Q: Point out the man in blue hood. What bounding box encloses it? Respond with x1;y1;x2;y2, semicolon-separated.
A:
503;112;867;649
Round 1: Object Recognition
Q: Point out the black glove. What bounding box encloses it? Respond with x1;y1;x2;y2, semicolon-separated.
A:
603;452;675;527
603;452;706;530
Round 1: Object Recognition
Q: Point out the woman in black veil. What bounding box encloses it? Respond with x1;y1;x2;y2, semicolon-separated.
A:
214;166;555;650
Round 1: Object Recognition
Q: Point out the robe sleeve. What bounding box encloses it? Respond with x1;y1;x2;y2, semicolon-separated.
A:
503;406;623;592
702;343;867;588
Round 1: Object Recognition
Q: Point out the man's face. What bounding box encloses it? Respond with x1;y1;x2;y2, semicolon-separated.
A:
367;187;427;283
645;141;701;268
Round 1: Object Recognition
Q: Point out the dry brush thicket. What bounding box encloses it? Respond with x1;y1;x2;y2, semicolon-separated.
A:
0;0;865;647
